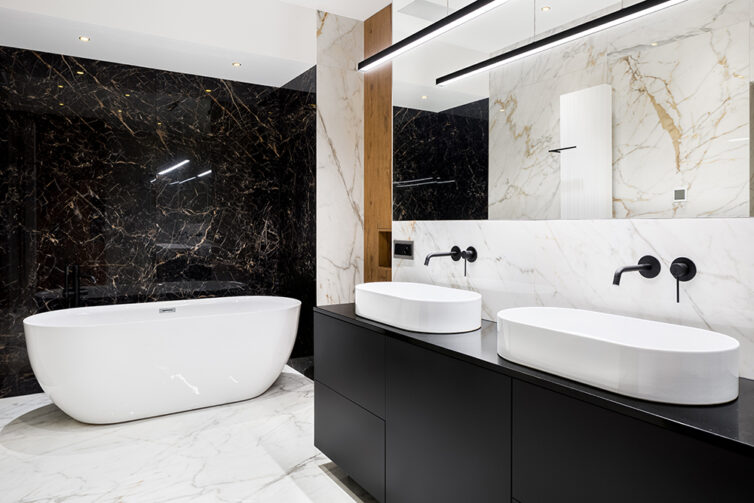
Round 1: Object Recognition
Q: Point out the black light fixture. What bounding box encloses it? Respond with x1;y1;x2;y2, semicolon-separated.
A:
358;0;512;72
436;0;686;86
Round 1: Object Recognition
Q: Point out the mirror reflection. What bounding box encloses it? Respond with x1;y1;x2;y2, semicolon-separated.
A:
392;0;750;220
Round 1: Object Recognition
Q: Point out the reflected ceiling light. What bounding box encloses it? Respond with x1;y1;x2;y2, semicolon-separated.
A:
157;159;190;175
651;42;659;46
57;84;64;88
232;62;242;67
437;0;686;86
78;36;90;42
205;89;212;93
198;170;212;177
541;6;551;12
179;176;197;184
421;95;428;100
76;71;85;75
358;0;513;72
58;102;64;106
125;93;130;97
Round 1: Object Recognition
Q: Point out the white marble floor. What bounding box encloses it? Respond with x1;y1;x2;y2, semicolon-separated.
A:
0;367;375;503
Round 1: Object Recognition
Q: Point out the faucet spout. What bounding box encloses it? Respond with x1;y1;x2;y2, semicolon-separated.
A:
424;252;453;266
424;246;462;266
613;264;649;285
612;256;661;286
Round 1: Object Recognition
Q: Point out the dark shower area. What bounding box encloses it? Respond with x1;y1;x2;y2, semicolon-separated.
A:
0;48;316;397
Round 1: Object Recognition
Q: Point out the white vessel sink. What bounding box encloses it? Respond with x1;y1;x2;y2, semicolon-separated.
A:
497;307;739;405
355;282;481;333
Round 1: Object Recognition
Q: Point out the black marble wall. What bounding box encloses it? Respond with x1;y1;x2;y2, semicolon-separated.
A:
393;99;489;221
0;48;316;397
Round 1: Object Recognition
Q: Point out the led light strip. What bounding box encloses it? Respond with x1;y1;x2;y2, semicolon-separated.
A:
358;0;513;72
436;0;686;86
157;159;190;175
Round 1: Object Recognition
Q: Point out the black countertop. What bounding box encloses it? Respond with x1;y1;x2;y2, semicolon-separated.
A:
315;303;754;458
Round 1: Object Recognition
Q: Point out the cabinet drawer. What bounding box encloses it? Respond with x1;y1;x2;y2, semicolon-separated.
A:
314;312;385;417
314;382;385;502
513;380;754;502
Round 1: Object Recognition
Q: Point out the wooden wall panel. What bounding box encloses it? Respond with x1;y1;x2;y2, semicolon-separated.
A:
364;4;393;283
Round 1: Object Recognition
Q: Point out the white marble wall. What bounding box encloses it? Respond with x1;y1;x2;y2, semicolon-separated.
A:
393;218;754;379
489;0;751;220
316;12;364;305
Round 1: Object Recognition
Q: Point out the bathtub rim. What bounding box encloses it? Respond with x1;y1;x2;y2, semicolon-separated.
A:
23;295;302;329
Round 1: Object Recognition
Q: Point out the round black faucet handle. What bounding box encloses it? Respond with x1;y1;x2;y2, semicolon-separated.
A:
670;257;696;282
463;246;478;263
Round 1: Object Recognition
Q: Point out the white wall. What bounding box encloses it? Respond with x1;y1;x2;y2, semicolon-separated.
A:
394;218;754;379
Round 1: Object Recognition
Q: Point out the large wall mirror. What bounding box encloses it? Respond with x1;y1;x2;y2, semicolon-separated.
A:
391;0;751;220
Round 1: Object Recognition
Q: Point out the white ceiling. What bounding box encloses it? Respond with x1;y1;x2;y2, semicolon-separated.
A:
281;0;392;21
0;0;392;88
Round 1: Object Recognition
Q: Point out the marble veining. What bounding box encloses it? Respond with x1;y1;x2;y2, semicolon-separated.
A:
0;48;316;397
487;0;750;220
0;367;375;503
393;100;488;221
394;218;754;379
316;12;364;305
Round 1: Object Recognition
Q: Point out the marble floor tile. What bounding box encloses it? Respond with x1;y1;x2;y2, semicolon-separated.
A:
0;367;371;503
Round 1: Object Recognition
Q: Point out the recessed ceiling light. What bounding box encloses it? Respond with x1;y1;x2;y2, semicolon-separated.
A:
76;71;84;75
58;103;64;106
125;93;130;97
205;89;212;93
232;62;242;67
421;95;428;100
157;122;162;125
117;109;122;113
57;84;64;88
78;36;90;42
541;6;551;12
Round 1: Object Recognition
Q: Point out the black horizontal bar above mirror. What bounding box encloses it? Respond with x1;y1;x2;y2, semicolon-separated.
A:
436;0;686;86
358;0;509;72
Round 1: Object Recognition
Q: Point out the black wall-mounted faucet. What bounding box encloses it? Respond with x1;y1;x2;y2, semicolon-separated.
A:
670;257;696;303
424;245;477;276
612;255;661;286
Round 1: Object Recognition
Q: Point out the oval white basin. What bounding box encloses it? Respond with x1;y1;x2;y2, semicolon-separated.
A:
355;282;481;333
497;307;739;405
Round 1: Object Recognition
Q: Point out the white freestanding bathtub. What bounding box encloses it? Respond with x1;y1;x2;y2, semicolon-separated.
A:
23;296;301;424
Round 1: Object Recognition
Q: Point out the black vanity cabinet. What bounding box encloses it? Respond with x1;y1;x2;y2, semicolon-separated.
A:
313;312;386;501
314;311;512;503
314;305;754;503
386;337;511;503
512;381;754;503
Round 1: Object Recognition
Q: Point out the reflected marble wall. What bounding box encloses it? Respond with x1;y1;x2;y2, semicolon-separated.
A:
393;99;489;221
316;11;365;305
489;0;750;220
0;48;316;397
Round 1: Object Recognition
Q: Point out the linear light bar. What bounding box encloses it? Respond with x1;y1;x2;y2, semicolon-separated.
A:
157;159;190;175
358;0;512;72
198;170;212;177
436;0;686;87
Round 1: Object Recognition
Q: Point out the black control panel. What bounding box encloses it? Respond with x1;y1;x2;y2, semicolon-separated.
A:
393;240;413;260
